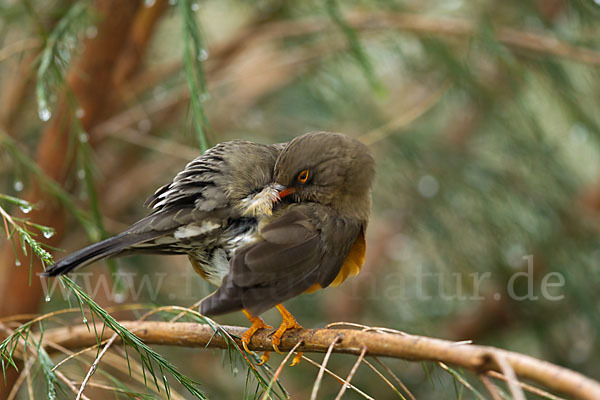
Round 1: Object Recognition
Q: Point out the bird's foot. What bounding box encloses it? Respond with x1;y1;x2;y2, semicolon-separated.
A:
271;304;303;366
241;310;273;359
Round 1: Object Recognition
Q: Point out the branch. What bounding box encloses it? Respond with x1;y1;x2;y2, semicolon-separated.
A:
41;321;600;400
254;12;600;66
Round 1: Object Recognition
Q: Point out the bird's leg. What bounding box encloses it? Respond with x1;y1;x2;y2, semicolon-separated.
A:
272;304;303;365
241;309;272;365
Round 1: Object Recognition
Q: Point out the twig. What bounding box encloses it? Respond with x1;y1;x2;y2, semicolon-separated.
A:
74;380;161;397
251;12;600;66
479;374;503;400
55;370;91;400
301;354;374;399
25;352;35;400
115;10;600;114
491;353;526;400
2;324;37;400
334;345;367;400
261;340;303;400
6;356;36;400
362;358;407;399
358;81;451;146
110;127;199;161
373;357;416;400
0;38;40;62
40;321;600;400
310;335;342;400
169;299;204;322
0;205;20;233
51;336;113;372
438;362;485;400
3;322;89;400
75;332;119;400
46;340;186;400
488;370;566;400
327;321;408;336
133;304;263;371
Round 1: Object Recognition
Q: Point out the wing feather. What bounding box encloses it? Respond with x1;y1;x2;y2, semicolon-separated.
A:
200;204;363;316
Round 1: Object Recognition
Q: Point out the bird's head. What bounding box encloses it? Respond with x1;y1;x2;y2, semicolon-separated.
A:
272;131;375;220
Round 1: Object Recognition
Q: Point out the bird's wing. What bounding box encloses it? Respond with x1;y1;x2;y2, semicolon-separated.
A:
44;141;280;276
141;142;240;224
200;205;362;316
136;140;280;234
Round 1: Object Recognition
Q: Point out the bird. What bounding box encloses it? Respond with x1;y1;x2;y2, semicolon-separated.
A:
200;131;375;357
42;131;375;364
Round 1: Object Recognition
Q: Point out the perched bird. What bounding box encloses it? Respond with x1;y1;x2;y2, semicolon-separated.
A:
201;132;374;354
42;139;282;278
43;131;374;362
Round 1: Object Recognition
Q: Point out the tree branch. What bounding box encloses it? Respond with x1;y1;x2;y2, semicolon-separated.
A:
239;12;600;66
41;321;600;400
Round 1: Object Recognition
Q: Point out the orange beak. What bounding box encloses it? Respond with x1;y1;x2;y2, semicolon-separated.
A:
276;184;296;200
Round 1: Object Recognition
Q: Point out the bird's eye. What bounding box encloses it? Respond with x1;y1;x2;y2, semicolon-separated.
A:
297;169;310;184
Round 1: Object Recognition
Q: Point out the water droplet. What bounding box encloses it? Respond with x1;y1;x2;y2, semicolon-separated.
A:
82;316;88;323
191;2;200;11
15;259;21;267
79;132;89;143
13;181;24;192
198;49;209;61
43;229;55;239
503;243;526;269
569;123;588;144
45;295;51;302
85;26;98;39
38;107;51;122
145;0;156;6
114;292;126;303
417;175;439;198
77;169;86;179
58;47;71;63
76;108;85;118
20;205;32;214
233;367;238;374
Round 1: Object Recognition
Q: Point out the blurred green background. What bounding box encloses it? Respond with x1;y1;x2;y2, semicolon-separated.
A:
1;0;600;398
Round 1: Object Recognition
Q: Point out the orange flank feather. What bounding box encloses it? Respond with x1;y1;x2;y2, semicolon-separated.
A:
188;256;208;280
304;230;366;294
303;282;322;294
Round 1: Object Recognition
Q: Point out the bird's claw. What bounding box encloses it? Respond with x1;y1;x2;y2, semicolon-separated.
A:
272;340;283;355
271;339;302;366
242;339;253;355
270;304;302;359
242;331;272;365
290;352;303;366
241;312;272;357
257;352;270;365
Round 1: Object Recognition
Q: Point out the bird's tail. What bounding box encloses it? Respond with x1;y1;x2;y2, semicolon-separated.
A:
41;231;159;277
